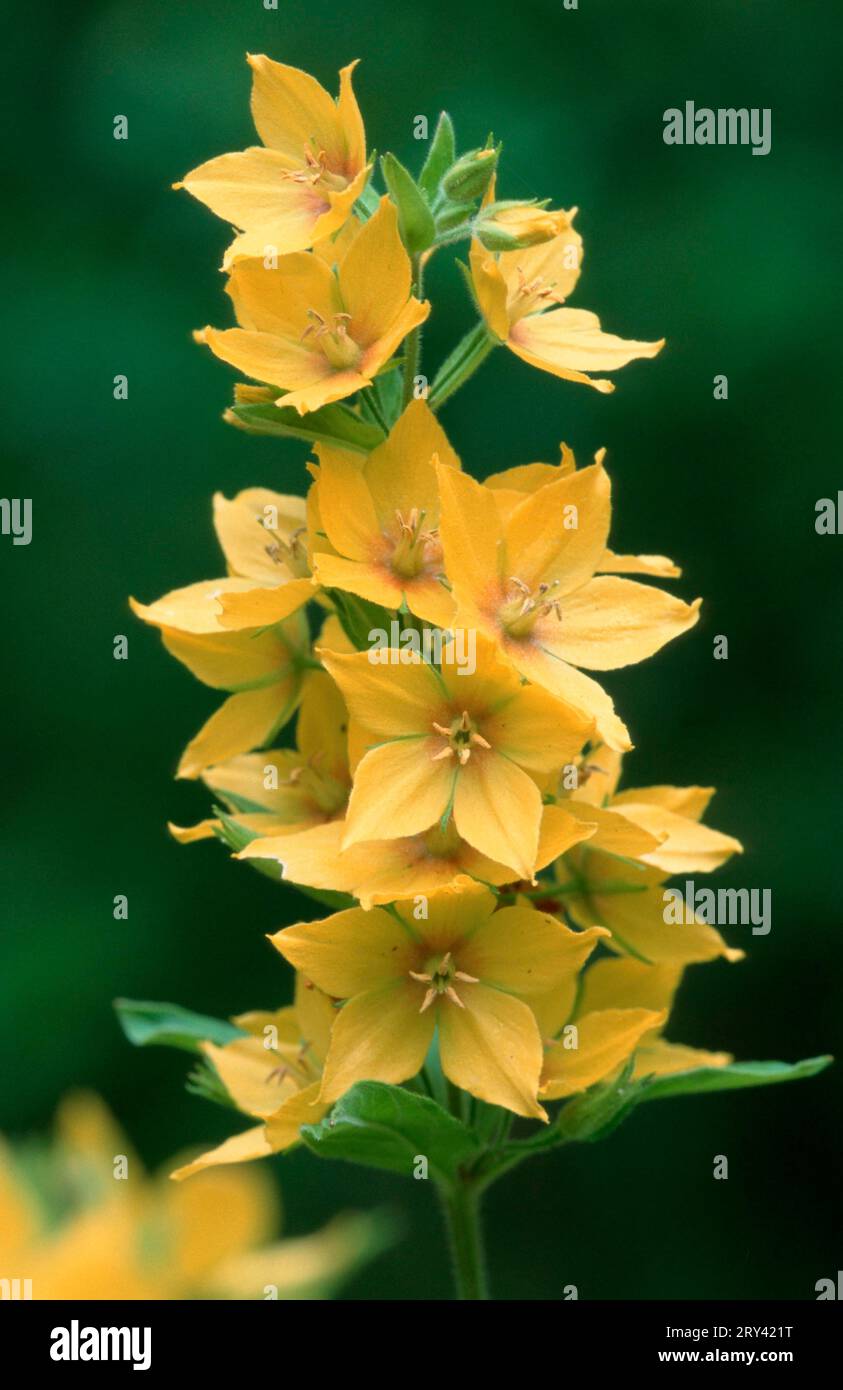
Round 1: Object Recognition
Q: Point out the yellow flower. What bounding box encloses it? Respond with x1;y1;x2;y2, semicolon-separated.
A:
239;800;596;909
436;458;701;750
197;198;429;415
553;744;745;965
0;1092;375;1299
470;181;663;392
270;885;608;1119
319;636;593;879
572;956;733;1078
129;587;310;776
176;56;370;268
172;976;334;1181
169;668;350;845
310;398;460;628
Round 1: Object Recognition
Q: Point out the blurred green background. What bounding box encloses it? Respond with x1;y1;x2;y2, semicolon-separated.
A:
2;0;841;1299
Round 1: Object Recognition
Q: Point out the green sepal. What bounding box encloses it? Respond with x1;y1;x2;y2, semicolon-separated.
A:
380;153;436;254
114;999;245;1055
300;1081;483;1186
418;112;456;200
229;401;384;454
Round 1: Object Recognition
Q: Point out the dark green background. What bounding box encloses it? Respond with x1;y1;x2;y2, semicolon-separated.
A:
2;0;841;1298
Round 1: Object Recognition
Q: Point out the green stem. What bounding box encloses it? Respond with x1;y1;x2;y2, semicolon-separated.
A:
429;321;496;410
402;255;424;406
442;1180;489;1300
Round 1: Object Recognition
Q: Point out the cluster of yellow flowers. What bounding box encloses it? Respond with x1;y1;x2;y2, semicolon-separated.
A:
129;57;808;1196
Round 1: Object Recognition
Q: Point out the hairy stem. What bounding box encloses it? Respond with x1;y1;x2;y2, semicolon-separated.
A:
402;255;424;406
442;1179;489;1300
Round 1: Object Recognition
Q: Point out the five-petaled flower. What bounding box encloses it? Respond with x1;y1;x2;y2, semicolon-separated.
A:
176;56;370;268
270;885;608;1118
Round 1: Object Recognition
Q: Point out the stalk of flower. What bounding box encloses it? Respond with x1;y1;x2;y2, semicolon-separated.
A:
318;636;594;880
195;198;429;415
270;885;609;1119
436;458;701;751
309;398;460;627
176;56;370;268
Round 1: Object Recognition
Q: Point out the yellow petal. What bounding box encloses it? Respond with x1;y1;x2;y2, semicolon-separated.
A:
170;1125;274;1182
599;549;681;579
213;488;307;581
337;197;414;345
343;738;454;846
469;238;510;339
635;1039;732;1078
248;54;349;168
216;580;314;629
613;783;714;822
555;576;701;671
561;801;664;858
270;905;416;996
364;398;461;527
453;752;543;879
541;1007;666;1099
458;907;606;999
481;681;592;772
178;681;299;778
567;867;744;967
319;647;438;738
319;982;435;1102
312;444;382;560
578;955;681;1019
263;1081;330;1150
505;639;632;752
611;801;742;874
226;253;339;336
498;216;583;305
439;985;546;1120
570;742;624;806
435;462;505;618
504;460;611;595
203;1039;296;1119
203;325;332;395
510;307;664;387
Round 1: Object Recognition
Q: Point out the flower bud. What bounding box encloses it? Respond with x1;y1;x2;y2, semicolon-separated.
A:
474;200;575;251
441;147;498;203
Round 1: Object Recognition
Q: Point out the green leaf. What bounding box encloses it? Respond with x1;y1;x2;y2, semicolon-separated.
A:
326;588;394;650
114;999;245;1055
638;1055;833;1103
418;111;456;200
229;401;384;454
380;153;436;255
300;1081;482;1186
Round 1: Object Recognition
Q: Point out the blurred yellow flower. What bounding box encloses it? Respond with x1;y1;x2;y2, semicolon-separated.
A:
0;1093;380;1300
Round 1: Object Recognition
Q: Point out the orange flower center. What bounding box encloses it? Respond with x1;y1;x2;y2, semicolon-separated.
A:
281;142;350;194
302;310;362;370
431;710;491;766
509;267;565;322
390;508;443;580
499;575;562;638
409;950;479;1013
